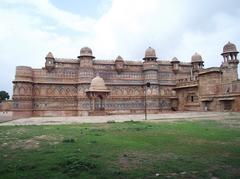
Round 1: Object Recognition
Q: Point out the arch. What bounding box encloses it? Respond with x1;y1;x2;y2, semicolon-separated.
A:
19;86;25;95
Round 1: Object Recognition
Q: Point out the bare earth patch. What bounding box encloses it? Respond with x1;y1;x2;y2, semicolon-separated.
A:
1;112;239;126
116;152;148;171
10;135;62;150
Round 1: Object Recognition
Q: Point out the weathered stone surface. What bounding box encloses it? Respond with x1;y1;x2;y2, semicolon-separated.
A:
12;44;240;118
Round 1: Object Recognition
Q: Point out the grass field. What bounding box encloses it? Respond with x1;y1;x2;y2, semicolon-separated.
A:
0;118;240;178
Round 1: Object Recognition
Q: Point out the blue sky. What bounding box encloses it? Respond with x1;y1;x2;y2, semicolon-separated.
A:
0;0;240;96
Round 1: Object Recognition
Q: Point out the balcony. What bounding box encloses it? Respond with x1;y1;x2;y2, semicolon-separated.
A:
175;78;198;89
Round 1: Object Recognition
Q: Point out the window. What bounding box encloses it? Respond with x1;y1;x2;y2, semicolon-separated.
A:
186;93;198;103
223;101;232;111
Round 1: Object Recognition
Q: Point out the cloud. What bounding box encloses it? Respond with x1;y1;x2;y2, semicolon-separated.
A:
1;0;96;32
0;0;240;96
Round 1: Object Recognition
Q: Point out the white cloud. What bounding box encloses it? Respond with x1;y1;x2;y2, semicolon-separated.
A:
1;0;96;32
0;0;240;96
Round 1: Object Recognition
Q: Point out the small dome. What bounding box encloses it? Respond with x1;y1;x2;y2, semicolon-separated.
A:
45;52;54;59
144;47;157;59
79;47;94;57
191;52;203;63
89;75;108;91
115;55;124;61
171;57;179;62
222;41;238;54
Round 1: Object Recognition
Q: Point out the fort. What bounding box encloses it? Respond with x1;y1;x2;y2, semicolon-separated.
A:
12;42;240;119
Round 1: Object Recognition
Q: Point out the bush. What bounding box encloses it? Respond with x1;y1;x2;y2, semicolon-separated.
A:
62;138;75;143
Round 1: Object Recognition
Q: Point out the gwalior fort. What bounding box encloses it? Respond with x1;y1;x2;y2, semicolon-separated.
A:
12;42;240;119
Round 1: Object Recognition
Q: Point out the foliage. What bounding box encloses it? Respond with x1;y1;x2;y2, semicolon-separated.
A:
0;90;10;102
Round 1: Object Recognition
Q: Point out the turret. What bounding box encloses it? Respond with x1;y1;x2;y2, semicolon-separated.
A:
191;52;204;79
142;46;159;112
191;52;204;71
221;41;239;62
171;57;180;73
115;55;124;73
78;47;95;83
77;47;95;115
142;47;158;84
45;52;55;72
221;41;239;83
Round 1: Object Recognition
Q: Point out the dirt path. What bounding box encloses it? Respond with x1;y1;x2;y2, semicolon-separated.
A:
0;112;239;126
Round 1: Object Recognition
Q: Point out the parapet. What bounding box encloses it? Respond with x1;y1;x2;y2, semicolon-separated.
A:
198;67;221;76
14;66;33;83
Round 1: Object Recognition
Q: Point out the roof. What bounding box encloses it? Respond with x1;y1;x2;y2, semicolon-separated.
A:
191;52;203;63
87;75;110;92
222;41;238;54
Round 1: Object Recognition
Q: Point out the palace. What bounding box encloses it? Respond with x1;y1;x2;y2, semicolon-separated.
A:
12;42;240;119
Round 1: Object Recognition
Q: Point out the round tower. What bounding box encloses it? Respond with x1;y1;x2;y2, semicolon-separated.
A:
12;66;33;119
77;47;95;116
78;47;95;83
143;47;158;84
142;47;159;113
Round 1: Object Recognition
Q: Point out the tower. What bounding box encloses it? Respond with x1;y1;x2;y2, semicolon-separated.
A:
221;42;239;83
191;52;204;79
143;47;158;84
12;66;33;119
78;47;95;83
77;47;95;115
115;55;124;73
45;52;55;72
171;57;180;74
142;47;159;112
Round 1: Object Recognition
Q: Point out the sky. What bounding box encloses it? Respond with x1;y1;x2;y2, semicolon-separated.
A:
0;0;240;96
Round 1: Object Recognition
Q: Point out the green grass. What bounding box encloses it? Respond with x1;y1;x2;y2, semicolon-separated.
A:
0;119;240;178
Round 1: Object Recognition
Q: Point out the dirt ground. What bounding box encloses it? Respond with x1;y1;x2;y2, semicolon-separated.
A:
0;111;239;126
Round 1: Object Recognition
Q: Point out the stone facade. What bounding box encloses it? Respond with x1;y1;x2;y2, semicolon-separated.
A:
12;42;240;119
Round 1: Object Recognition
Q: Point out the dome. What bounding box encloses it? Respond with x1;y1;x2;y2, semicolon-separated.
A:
222;41;238;54
191;52;203;63
115;55;124;61
144;47;157;59
45;52;54;59
79;47;95;58
171;57;179;62
89;75;109;91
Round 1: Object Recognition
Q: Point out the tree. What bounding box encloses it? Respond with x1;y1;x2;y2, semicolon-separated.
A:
0;91;10;103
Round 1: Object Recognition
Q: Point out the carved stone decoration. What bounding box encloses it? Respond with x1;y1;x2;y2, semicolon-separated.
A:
45;52;55;72
86;75;110;115
11;43;240;119
115;55;124;73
